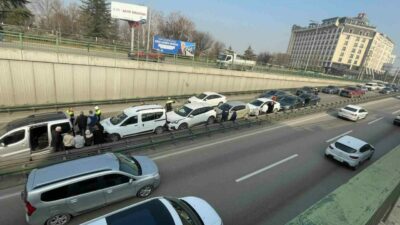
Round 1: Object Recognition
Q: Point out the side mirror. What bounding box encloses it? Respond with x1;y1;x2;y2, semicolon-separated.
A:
0;142;4;147
189;115;194;118
129;178;134;184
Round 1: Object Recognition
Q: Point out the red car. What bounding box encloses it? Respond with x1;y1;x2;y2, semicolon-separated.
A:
340;87;365;98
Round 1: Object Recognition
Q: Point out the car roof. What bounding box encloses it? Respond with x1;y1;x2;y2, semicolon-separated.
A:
185;102;211;109
344;104;363;110
257;97;273;102
124;105;164;116
5;112;67;133
202;91;222;96
27;153;119;191
336;135;368;150
224;101;245;107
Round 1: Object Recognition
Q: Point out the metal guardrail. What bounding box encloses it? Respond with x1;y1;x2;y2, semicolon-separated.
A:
0;30;362;82
0;92;396;178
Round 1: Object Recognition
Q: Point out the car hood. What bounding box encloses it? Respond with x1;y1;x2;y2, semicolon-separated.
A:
100;118;113;132
166;111;185;122
181;197;222;225
131;155;159;176
188;96;203;103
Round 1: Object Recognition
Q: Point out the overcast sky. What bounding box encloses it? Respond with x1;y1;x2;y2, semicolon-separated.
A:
66;0;399;66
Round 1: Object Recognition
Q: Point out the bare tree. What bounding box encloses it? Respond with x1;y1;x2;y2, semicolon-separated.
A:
157;12;195;41
257;52;272;65
271;53;290;66
209;41;225;59
192;31;213;56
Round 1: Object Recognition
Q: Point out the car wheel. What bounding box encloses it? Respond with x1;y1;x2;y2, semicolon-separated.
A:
137;185;154;198
46;214;71;225
154;126;164;135
178;123;188;130
110;133;120;142
367;152;374;160
207;116;215;125
351;163;359;170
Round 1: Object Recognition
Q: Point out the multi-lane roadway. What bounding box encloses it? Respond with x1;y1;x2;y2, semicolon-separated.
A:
0;95;399;225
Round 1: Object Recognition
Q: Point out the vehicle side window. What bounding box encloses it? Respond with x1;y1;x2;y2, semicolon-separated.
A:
122;116;138;126
234;105;246;111
360;144;372;153
191;109;202;116
51;122;71;134
41;185;69;202
359;109;366;113
226;56;232;61
69;177;102;197
102;174;130;188
154;112;164;120
141;113;155;122
1;130;25;146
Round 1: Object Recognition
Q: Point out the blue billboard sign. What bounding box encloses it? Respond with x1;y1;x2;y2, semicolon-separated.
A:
153;35;196;56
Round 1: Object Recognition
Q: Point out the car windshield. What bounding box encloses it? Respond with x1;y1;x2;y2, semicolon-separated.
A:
344;106;357;112
335;142;357;153
110;112;128;125
218;103;232;111
116;153;141;176
174;106;193;117
196;93;207;99
250;100;264;106
217;54;227;60
166;198;200;225
281;97;295;104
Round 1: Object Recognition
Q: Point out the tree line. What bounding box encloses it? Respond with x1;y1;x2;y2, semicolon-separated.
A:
0;0;289;65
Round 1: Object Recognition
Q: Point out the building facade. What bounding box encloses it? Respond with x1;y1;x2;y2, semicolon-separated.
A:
287;13;396;76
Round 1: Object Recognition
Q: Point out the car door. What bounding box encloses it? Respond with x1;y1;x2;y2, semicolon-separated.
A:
140;113;156;132
205;95;219;106
359;144;373;162
101;173;136;204
119;116;140;137
66;177;107;214
48;122;72;153
359;109;368;118
231;105;247;119
190;108;207;125
0;128;29;159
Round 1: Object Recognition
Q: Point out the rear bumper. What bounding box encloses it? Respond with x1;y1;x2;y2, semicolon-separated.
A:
338;112;357;121
325;148;358;167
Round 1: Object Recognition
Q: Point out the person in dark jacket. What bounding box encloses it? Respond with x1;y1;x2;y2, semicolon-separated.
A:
230;110;237;123
75;111;88;136
93;125;106;145
51;126;64;152
85;130;94;146
88;110;98;131
220;110;229;123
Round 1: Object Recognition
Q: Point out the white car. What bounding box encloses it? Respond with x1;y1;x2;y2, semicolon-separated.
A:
325;135;374;170
81;196;223;225
167;102;216;130
188;92;227;107
101;105;166;141
338;105;368;121
247;98;281;116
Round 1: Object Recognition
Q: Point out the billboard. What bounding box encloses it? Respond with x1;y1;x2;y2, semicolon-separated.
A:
152;36;196;56
111;1;147;23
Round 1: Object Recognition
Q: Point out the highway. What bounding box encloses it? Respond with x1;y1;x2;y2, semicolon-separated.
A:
0;96;399;225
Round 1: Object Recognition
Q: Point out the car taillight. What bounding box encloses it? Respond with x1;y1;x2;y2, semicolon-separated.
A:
349;155;359;159
25;201;36;216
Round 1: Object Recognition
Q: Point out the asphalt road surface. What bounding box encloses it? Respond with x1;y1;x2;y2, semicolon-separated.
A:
0;96;399;225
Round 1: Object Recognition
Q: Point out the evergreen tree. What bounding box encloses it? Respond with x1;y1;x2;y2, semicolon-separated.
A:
243;45;256;60
79;0;112;38
0;0;32;28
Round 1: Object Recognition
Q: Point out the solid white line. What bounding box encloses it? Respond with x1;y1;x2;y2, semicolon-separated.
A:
368;117;384;125
235;154;299;183
152;113;329;161
325;130;353;143
392;109;400;115
0;192;20;200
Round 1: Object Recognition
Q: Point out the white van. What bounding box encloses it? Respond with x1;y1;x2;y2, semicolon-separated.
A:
0;112;72;160
101;105;166;141
365;82;379;91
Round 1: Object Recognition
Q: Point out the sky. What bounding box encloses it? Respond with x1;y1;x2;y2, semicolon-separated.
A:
66;0;400;67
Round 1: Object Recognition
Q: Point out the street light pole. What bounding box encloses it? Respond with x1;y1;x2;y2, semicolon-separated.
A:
304;20;319;71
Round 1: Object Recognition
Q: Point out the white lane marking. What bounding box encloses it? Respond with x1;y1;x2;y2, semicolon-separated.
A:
235;154;299;183
392;109;400;115
153;114;329;161
368;117;384;125
0;192;20;200
325;130;353;143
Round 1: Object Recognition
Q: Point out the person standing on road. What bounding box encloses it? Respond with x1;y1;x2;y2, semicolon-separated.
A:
94;106;102;121
230;110;237;123
221;110;229;123
85;130;94;146
63;131;75;150
51;126;64;152
93;125;106;145
88;110;98;131
66;108;75;126
74;133;85;149
75;111;88;136
165;97;175;112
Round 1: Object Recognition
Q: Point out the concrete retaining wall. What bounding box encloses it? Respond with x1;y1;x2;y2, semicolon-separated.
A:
0;47;356;107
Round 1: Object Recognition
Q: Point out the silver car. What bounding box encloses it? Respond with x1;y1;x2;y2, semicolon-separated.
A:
22;153;160;225
325;135;374;170
81;196;223;225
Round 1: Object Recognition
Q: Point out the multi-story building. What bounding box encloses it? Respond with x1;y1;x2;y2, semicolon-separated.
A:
287;13;396;76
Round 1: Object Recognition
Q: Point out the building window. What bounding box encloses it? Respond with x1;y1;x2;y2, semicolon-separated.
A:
340;52;344;57
352;49;356;53
349;29;353;33
356;55;360;59
354;61;358;64
342;47;346;51
356;37;360;41
357;50;361;54
362;38;366;43
348;59;352;64
344;41;348;45
365;32;369;36
360;44;364;48
350;54;354;58
354;43;358;47
338;58;343;62
359;31;363;35
346;35;350;39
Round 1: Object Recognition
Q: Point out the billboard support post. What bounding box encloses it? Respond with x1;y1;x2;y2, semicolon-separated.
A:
146;9;151;61
131;27;134;52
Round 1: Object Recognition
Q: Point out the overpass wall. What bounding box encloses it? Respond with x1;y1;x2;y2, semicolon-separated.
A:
0;47;355;106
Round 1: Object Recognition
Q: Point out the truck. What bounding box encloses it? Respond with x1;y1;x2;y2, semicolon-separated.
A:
216;50;256;71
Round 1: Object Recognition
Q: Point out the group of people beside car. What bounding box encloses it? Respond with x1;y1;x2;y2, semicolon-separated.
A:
51;106;105;152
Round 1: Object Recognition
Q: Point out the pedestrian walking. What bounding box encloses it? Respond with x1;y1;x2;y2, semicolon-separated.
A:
230;110;237;123
63;131;75;150
85;130;94;146
88;110;98;131
93;125;106;145
75;111;88;136
51;126;64;152
94;106;102;121
220;110;229;123
74;134;85;149
165;97;175;112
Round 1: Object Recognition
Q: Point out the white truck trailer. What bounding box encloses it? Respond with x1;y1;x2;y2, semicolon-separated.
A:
216;51;256;70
